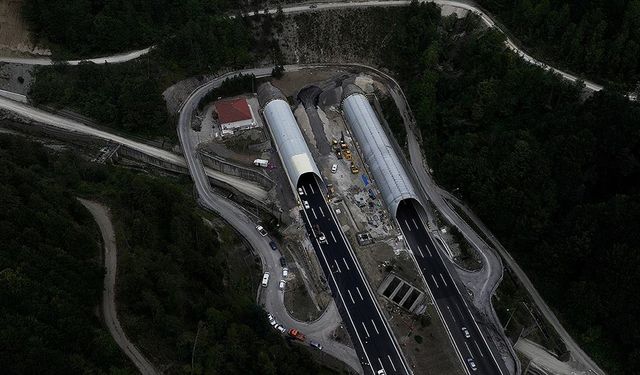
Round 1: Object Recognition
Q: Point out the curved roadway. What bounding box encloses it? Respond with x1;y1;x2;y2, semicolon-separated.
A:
3;0;636;100
176;67;363;373
0;96;267;201
78;198;160;375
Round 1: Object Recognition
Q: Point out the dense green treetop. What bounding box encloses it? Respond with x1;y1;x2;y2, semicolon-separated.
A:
478;0;640;89
0;135;328;374
383;5;640;373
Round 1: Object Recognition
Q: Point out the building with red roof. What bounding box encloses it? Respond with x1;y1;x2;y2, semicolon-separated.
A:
214;97;257;135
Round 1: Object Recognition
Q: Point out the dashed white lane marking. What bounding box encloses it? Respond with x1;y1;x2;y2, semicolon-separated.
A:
347;289;355;304
301;186;307;195
334;259;341;273
416;245;424;258
426;245;433;256
404;219;412;231
464;341;473;357
308;184;315;194
371;319;380;334
361;322;370;337
311;207;317;219
455;304;465;318
377;358;385;373
343;257;350;270
412;218;419;230
319;206;325;217
387;355;397;372
330;230;337;243
447;305;456;322
356;286;364;300
431;274;440;288
475;340;485;357
440;273;448;287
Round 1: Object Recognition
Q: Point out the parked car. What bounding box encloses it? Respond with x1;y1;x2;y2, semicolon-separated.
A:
261;272;270;287
309;340;323;350
461;327;471;339
279;257;286;267
256;225;267;236
331;164;338;173
282;267;289;278
279;280;286;290
377;370;386;375
269;241;278;251
276;324;286;334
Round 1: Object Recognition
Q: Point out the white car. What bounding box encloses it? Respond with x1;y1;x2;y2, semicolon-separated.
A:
278;280;286;290
331;164;337;173
256;225;267;237
318;233;327;244
467;358;477;371
282;267;289;278
461;327;471;339
298;187;304;196
377;369;386;375
276;324;286;334
261;272;270;287
303;200;310;209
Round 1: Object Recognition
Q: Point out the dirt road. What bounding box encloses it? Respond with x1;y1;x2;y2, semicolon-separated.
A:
78;198;160;375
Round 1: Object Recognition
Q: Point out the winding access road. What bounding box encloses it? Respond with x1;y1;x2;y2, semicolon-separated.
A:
78;198;160;375
3;0;635;100
0;79;361;373
0;96;267;201
176;67;364;373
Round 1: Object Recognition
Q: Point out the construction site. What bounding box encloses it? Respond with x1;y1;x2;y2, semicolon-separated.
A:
181;67;464;374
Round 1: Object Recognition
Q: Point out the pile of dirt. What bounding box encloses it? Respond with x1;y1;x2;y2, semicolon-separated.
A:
0;0;50;56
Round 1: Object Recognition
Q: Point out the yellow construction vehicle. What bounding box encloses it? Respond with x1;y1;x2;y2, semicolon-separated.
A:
343;149;352;160
350;162;359;174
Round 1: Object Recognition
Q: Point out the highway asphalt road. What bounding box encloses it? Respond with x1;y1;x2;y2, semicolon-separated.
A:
298;174;410;375
176;68;366;373
396;201;506;375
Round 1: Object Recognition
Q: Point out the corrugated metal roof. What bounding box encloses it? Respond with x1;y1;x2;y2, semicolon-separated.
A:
258;83;321;188
341;85;419;216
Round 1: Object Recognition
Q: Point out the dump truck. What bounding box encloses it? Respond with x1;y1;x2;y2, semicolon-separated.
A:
351;162;359;174
288;328;305;341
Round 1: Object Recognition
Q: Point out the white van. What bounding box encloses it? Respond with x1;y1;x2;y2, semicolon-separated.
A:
261;272;270;287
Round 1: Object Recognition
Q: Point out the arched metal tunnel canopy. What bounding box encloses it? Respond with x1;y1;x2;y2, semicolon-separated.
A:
258;83;322;190
341;84;421;217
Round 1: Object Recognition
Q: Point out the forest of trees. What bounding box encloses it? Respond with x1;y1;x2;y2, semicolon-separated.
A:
0;134;327;374
0;136;133;374
26;0;253;136
477;0;640;89
382;4;640;373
